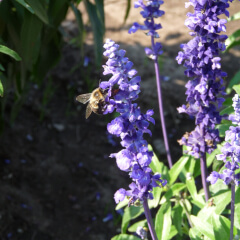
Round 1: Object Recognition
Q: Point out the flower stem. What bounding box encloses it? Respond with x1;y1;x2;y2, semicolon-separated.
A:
200;154;210;201
230;182;235;240
151;36;173;169
143;198;158;240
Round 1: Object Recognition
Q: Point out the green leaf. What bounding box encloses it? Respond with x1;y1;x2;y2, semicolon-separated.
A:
186;178;205;208
209;182;231;215
220;106;234;116
206;145;222;167
148;185;162;208
25;0;49;24
15;0;35;13
227;70;240;94
116;198;128;211
168;225;178;240
216;123;232;137
0;80;3;97
160;183;186;205
111;234;140;240
211;213;230;240
84;0;104;67
169;155;189;185
33;30;62;84
228;11;240;21
48;0;69;27
223;97;233;106
179;154;196;182
155;202;172;240
70;3;85;50
0;45;22;61
128;219;147;232
0;64;5;71
190;215;215;240
189;228;203;240
149;145;169;181
123;0;131;24
172;204;183;236
234;187;240;230
233;85;240;97
226;29;240;51
95;0;105;26
121;206;144;233
20;11;43;69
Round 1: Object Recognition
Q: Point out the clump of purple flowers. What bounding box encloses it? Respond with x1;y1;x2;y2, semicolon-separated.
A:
128;0;164;60
176;0;234;159
128;0;174;168
100;39;166;204
207;94;240;186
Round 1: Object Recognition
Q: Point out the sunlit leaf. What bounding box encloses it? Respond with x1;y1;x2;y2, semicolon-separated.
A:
0;45;21;61
186;178;205;208
128;219;147;232
111;234;140;240
116;198;128;211
121;205;144;233
0;80;3;97
211;213;230;240
234;187;240;230
228;11;240;21
172;204;183;236
155;202;172;240
169;155;189;185
148;185;162;208
227;70;240;94
216;123;232;137
190;215;215;239
225;29;240;51
160;183;186;204
220;106;234;116
148;144;169;181
233;84;240;97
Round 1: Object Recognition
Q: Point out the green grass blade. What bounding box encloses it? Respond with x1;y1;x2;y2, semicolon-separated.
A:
0;45;22;61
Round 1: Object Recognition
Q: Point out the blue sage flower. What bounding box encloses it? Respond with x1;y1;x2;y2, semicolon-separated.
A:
207;94;240;186
176;0;234;158
128;0;164;59
100;39;166;204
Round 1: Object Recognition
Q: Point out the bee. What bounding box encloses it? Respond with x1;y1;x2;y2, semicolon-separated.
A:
208;198;215;207
76;87;108;119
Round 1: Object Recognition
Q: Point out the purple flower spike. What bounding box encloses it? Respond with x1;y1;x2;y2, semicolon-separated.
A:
129;0;164;58
177;0;234;159
208;94;240;186
101;39;166;205
129;0;173;169
177;0;235;202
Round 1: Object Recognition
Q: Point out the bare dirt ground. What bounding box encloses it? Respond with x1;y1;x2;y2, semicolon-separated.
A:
0;1;240;240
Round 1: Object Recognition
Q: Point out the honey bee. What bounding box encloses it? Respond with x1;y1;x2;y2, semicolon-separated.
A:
76;88;108;119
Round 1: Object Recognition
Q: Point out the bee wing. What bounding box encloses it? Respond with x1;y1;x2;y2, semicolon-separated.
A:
76;93;91;104
85;103;92;119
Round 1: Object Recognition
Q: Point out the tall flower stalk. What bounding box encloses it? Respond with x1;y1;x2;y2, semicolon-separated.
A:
176;0;234;201
129;0;173;168
100;39;166;240
208;94;240;240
